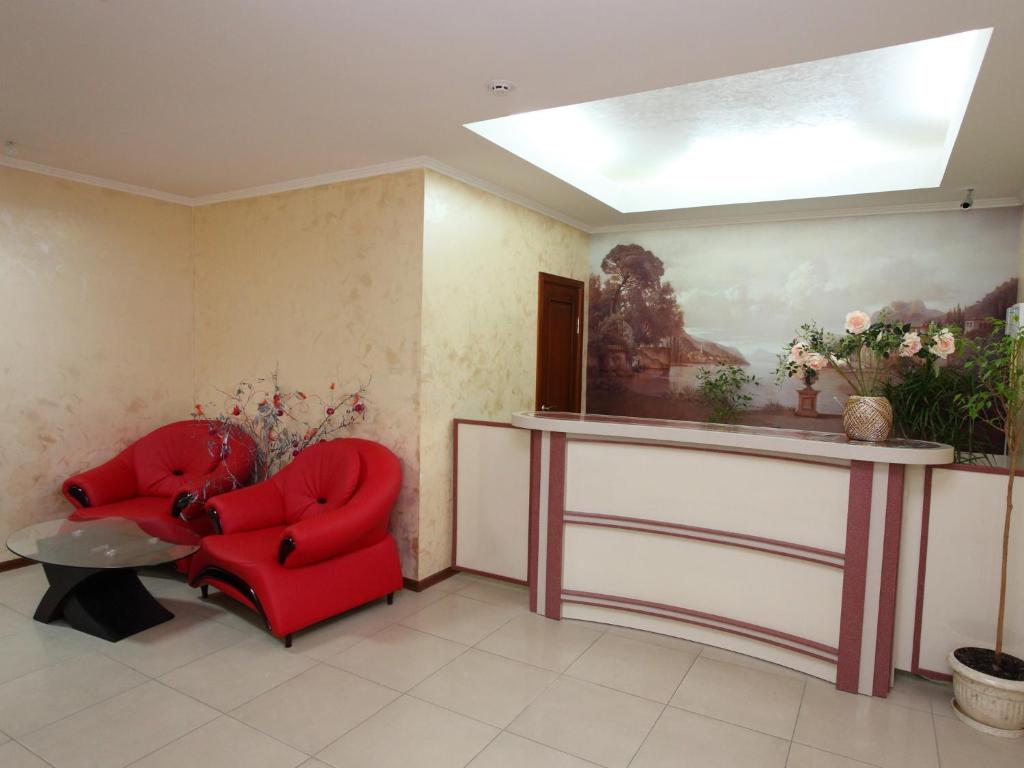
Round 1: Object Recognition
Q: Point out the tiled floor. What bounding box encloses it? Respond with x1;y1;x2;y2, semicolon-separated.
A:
0;565;1020;768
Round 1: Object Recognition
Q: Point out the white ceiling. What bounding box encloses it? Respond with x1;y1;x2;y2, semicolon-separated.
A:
2;1;1023;230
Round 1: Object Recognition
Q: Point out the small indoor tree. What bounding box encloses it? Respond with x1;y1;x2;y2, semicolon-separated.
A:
952;316;1024;733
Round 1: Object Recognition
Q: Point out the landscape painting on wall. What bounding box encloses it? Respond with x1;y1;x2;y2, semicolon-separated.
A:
586;208;1023;432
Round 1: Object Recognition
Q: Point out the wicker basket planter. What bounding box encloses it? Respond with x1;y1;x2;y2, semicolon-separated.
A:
842;395;893;442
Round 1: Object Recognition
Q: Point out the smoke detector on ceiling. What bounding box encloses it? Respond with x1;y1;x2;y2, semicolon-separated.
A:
486;79;515;96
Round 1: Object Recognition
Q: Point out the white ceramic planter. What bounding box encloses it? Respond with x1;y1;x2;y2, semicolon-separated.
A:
948;651;1024;737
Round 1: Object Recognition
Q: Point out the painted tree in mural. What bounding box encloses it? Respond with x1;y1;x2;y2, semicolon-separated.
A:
589;244;684;377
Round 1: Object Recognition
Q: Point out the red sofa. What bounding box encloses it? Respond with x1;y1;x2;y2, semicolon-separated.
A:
62;420;255;536
188;438;403;646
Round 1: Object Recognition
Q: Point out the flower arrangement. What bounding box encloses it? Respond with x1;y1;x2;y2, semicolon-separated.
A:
778;311;958;396
194;370;368;482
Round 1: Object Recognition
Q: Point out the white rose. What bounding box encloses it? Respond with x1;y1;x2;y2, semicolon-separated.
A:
805;352;829;371
787;342;808;364
930;330;956;359
899;331;922;357
845;311;871;334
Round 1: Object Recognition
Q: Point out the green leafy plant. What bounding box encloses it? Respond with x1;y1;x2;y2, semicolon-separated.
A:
696;365;757;424
882;361;994;463
956;319;1024;670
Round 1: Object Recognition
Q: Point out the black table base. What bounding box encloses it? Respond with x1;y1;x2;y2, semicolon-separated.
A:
34;564;173;642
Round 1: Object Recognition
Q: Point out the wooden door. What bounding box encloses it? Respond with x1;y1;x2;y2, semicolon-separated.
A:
535;272;584;412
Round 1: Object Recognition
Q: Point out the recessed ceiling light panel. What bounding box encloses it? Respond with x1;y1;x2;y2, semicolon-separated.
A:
465;28;992;212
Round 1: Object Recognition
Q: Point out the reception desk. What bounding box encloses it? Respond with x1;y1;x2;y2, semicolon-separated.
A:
510;411;953;698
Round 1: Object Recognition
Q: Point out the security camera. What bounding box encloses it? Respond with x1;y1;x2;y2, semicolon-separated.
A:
960;188;974;210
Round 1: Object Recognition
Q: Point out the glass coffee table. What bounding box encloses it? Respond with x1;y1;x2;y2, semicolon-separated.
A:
6;516;199;642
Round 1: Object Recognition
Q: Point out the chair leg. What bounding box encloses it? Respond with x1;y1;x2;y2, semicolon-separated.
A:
200;584;209;599
284;634;292;649
387;592;394;605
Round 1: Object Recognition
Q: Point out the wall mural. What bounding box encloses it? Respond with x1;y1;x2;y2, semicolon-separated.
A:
587;208;1022;432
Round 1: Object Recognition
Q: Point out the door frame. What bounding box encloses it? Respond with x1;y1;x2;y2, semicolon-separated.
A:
535;271;585;412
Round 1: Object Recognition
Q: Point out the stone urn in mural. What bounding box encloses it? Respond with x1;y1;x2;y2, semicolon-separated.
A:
778;311;959;442
792;369;821;418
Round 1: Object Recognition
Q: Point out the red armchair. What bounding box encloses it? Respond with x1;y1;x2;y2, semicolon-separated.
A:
62;420;255;537
188;438;403;646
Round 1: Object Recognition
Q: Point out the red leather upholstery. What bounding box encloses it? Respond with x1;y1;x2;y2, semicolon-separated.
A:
188;438;403;641
62;420;255;538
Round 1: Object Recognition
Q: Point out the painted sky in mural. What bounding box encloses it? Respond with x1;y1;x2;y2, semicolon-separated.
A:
587;207;1022;429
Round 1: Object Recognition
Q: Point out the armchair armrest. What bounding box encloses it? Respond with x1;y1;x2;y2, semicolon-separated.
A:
206;481;286;534
62;453;137;508
170;466;251;521
279;494;390;569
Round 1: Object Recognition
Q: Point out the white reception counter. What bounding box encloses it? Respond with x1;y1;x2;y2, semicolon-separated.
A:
510;411;953;697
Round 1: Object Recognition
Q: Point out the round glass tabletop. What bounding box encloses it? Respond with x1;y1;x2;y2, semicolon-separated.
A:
6;516;200;569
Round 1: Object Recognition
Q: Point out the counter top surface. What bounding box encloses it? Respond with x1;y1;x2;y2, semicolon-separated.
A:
511;411;954;465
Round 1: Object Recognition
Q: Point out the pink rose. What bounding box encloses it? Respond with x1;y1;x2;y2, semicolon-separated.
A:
899;331;922;357
805;352;828;371
845;311;871;334
930;329;956;359
787;342;808;364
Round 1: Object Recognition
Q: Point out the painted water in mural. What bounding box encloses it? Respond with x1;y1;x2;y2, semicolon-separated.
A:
586;208;1023;431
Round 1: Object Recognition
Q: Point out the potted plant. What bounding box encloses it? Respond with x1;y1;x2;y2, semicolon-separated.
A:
696;364;757;424
778;312;957;441
951;318;1024;736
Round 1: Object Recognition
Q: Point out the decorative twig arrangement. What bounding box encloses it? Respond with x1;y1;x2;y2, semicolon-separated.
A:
194;368;368;483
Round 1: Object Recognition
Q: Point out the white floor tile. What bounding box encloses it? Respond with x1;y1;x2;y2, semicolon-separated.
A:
786;743;879;767
565;632;698;703
0;624;94;685
933;713;1024;768
0;566;49;617
317;696;497;768
670;656;805;738
0;741;51;768
232;664;398;753
631;707;790;768
292;603;395;661
400;594;516;645
21;680;218;768
328;624;467;691
883;671;948;715
99;609;247;677
410;648;557;728
0;604;34;637
454;581;530;612
467;732;597;767
159;637;316;711
476;613;602;672
129;715;307;768
508;677;662;768
0;652;147;736
793;680;938;768
698;645;810;681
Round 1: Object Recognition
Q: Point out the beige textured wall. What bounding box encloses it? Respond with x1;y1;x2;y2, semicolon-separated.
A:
0;166;194;560
418;170;590;579
192;171;425;577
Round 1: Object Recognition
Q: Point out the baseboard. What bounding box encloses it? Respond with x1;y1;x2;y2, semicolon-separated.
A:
0;556;33;573
453;566;527;587
402;566;457;592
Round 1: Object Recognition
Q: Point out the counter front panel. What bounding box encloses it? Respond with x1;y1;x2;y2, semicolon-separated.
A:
516;411;953;698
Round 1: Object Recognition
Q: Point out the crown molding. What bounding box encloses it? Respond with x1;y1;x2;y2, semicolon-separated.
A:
418;158;592;232
4;153;1020;235
0;156;193;205
189;156;434;206
588;196;1023;234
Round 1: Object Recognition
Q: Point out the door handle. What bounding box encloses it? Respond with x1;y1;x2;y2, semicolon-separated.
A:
540;405;552;411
